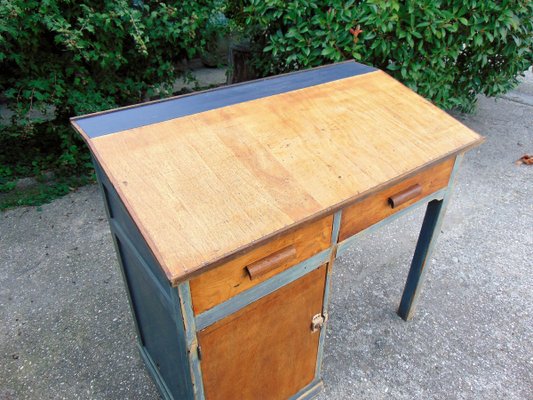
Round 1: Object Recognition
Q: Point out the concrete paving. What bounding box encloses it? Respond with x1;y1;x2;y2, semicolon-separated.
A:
501;68;533;107
1;81;532;398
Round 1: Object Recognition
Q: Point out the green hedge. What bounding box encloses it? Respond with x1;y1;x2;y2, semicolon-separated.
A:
0;0;216;192
242;0;533;111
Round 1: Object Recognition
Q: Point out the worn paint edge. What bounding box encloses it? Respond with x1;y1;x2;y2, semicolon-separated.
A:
175;284;205;400
195;248;331;331
336;188;448;257
290;379;324;400
398;153;464;320
138;344;175;400
330;210;342;245
314;210;342;379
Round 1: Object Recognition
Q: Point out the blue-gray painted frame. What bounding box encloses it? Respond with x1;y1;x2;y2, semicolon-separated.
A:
397;154;464;320
176;283;206;400
73;61;375;138
195;248;331;331
289;379;324;400
314;210;342;379
330;210;342;245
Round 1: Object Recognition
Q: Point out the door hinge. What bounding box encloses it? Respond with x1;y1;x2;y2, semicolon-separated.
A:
311;313;328;333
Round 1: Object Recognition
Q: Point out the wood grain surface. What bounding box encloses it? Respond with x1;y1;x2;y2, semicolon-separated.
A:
86;70;483;283
197;265;326;400
190;215;332;315
338;157;455;241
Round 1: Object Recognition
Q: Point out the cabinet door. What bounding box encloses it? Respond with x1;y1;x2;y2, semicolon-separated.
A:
197;265;327;400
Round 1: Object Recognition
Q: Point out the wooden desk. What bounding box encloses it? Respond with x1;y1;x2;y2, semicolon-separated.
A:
72;61;483;400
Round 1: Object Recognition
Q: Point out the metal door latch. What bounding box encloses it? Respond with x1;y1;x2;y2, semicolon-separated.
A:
311;313;328;332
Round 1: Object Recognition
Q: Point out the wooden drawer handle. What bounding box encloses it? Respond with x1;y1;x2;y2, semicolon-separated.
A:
388;184;422;209
245;245;297;280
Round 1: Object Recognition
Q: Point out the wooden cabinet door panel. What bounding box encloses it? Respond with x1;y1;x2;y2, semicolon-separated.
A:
197;265;327;400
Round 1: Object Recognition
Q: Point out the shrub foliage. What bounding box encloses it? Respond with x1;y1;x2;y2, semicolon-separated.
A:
242;0;533;111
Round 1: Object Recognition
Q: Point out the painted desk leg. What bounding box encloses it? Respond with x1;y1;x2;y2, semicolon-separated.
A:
397;199;446;320
398;154;464;321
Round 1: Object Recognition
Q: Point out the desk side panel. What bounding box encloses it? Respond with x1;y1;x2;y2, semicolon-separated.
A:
94;160;193;400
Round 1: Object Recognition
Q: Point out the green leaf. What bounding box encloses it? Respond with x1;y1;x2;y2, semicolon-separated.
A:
321;47;336;57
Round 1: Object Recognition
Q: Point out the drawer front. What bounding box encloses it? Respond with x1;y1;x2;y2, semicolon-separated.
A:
197;265;326;400
338;157;455;242
190;215;333;315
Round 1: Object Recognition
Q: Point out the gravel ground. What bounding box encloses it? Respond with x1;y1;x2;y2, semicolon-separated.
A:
1;86;532;399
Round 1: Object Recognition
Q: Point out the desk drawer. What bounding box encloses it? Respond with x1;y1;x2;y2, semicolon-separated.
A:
338;157;455;242
190;215;333;315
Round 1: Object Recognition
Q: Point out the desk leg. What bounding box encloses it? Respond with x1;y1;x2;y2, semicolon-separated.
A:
398;154;463;321
397;199;445;320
